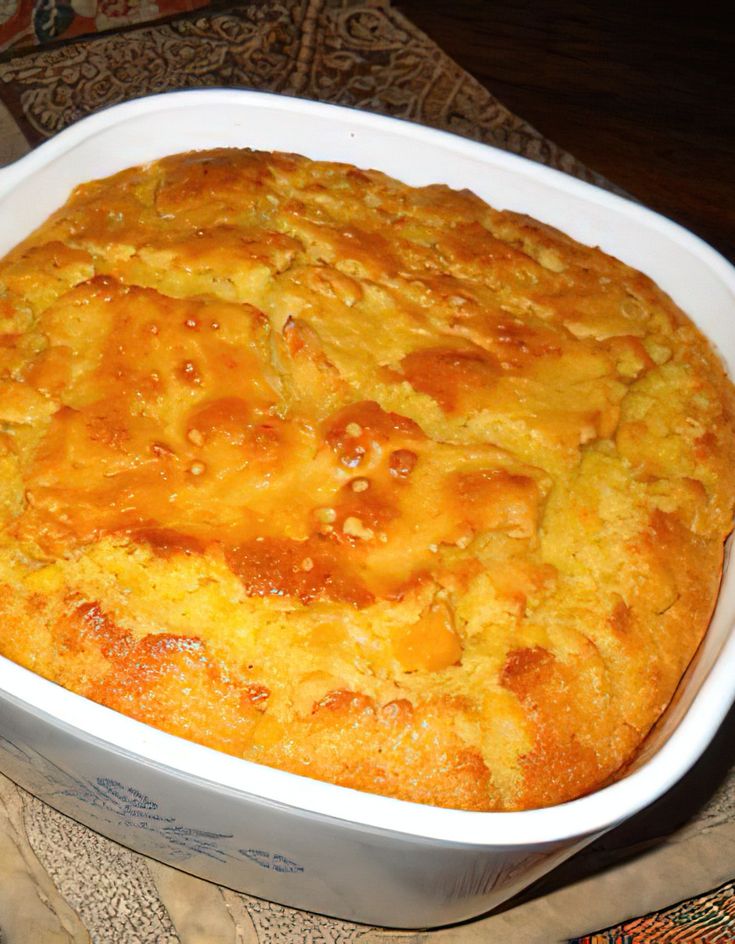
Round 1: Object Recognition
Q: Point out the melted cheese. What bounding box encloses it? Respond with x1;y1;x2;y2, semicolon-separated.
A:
0;148;733;811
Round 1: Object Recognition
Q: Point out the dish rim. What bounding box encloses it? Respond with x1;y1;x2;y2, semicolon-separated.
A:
0;88;734;849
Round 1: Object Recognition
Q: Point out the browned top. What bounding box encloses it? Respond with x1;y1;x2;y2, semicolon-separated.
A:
0;148;733;810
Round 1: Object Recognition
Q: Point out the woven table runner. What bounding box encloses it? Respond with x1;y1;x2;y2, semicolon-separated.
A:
0;3;733;941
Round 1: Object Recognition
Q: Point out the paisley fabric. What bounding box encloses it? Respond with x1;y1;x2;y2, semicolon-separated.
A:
572;880;735;943
0;0;20;29
0;0;607;199
0;0;208;52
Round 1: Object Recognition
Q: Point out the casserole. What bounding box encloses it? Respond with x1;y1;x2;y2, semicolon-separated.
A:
0;89;734;928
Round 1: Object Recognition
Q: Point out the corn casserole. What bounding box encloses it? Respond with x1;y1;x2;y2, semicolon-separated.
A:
0;148;733;811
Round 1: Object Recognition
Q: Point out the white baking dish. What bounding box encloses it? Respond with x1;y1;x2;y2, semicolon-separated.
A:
0;90;734;929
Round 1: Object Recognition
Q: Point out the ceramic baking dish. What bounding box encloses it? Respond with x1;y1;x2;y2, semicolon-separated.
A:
0;90;734;929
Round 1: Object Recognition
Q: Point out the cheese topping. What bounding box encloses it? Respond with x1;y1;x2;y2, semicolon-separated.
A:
0;149;733;811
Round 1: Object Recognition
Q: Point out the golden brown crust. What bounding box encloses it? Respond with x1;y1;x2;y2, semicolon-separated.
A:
0;148;733;811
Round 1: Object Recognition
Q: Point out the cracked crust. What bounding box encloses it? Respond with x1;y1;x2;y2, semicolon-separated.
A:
0;148;733;810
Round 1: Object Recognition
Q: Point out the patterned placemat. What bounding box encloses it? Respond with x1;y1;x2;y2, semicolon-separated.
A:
0;3;733;941
0;0;210;53
574;880;735;944
0;0;608;187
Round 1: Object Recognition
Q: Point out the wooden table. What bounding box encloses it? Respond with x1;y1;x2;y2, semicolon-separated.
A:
397;0;735;262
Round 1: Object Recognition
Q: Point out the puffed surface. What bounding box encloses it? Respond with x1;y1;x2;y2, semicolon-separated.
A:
0;149;733;811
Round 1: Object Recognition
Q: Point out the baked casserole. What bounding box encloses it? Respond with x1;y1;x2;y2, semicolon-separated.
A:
0;148;733;811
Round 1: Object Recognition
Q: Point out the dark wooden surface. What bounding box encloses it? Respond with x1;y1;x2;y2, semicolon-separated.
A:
396;0;735;263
